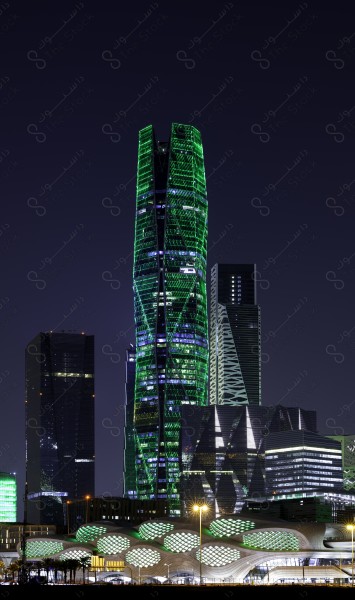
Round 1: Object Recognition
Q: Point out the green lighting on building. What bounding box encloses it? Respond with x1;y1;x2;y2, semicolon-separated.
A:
26;540;64;558
97;535;130;554
164;531;199;552
60;549;91;560
197;545;240;566
131;123;209;516
76;524;107;542
139;521;174;540
209;518;256;538
125;547;161;567
243;530;300;551
0;472;16;522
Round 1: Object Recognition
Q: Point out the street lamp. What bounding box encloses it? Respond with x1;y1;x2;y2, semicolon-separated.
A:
346;524;355;585
164;562;172;582
66;500;71;535
193;503;208;585
85;495;91;524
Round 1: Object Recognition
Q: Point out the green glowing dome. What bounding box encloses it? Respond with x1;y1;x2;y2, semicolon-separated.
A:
139;521;174;540
164;531;200;552
209;518;256;538
197;545;240;567
97;535;131;554
243;530;300;551
125;547;161;567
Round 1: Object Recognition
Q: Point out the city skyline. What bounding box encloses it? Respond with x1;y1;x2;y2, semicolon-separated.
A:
1;2;354;518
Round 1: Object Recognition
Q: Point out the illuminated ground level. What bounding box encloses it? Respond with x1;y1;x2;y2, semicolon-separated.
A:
14;515;355;585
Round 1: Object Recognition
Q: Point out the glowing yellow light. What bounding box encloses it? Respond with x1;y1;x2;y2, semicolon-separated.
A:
193;504;208;512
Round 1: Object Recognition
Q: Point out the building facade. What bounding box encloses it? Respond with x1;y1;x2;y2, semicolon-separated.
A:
131;123;209;515
209;264;261;406
329;434;355;491
123;345;137;499
0;472;16;522
265;430;343;497
67;496;168;533
180;405;317;516
25;331;95;527
0;523;56;555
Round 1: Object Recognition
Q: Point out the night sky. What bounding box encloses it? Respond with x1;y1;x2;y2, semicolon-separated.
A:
1;0;354;520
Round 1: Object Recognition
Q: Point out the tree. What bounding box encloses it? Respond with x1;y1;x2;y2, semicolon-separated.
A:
52;559;63;584
8;560;21;582
61;560;68;584
42;557;54;583
65;558;80;584
78;556;91;584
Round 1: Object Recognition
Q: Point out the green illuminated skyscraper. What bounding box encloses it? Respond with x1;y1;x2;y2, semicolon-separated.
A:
0;472;17;522
131;123;208;515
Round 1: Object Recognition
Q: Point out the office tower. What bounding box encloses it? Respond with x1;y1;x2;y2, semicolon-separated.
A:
265;430;343;497
181;405;317;516
328;434;355;491
132;123;209;515
209;264;261;406
25;331;95;527
124;345;137;499
0;472;17;522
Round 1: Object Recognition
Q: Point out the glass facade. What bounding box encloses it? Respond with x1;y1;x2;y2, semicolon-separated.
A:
0;472;16;522
265;430;343;496
181;404;317;516
124;345;137;499
329;434;355;491
210;264;261;405
25;332;95;527
132;123;209;516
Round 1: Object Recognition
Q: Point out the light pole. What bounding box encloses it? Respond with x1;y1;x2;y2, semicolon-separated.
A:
193;503;208;585
346;524;355;585
164;562;172;582
66;500;71;535
85;495;91;524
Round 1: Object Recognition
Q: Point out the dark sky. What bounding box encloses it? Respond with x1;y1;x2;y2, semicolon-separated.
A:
1;0;355;519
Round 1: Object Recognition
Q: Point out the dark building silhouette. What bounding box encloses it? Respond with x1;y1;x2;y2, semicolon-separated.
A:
67;496;168;531
25;331;95;527
209;264;261;406
131;123;209;516
181;404;317;516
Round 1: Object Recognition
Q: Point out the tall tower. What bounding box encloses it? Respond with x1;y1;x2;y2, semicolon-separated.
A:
132;123;208;515
209;264;261;405
25;331;95;527
123;344;137;499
